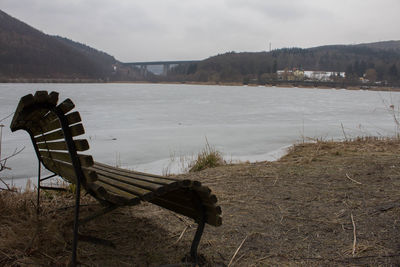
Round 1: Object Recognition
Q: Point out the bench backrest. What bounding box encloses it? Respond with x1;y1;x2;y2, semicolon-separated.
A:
10;91;97;186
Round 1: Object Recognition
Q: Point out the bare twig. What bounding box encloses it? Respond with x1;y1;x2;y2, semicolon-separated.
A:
0;146;25;172
0;113;14;123
0;177;16;192
174;225;189;245
345;173;362;185
0;249;12;259
228;234;249;267
231;252;246;266
351;213;357;256
1;146;25;164
40;251;57;262
272;175;279;186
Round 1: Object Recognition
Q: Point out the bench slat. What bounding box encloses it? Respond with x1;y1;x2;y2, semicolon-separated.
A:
18;92;60;128
92;162;185;186
57;98;75;114
93;181;141;205
157;188;218;206
31;111;82;136
157;191;222;217
93;168;173;194
33;91;59;105
40;151;94;167
94;162;180;181
10;94;35;130
96;174;155;201
37;139;89;152
11;92;59;131
150;197;222;226
41;157;97;183
34;91;58;105
12;108;50;130
35;124;85;142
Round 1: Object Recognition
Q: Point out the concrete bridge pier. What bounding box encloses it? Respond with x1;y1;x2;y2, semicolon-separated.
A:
140;65;148;77
162;64;170;76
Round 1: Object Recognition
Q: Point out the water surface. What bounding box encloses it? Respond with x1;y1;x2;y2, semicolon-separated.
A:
0;83;399;188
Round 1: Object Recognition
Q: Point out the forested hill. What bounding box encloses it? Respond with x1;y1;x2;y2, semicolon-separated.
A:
1;8;399;85
0;9;121;81
167;41;400;85
356;40;400;51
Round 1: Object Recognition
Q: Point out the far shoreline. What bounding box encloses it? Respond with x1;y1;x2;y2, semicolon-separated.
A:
1;79;400;92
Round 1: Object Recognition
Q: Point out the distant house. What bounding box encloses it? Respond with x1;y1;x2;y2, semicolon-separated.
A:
304;71;345;81
293;69;304;79
277;68;303;81
277;69;345;81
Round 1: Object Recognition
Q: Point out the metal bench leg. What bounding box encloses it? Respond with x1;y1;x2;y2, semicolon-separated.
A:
71;183;81;266
189;191;207;266
37;160;41;214
190;215;206;265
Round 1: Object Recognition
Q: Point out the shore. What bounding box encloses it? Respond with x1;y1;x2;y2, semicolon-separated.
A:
1;137;400;266
2;79;400;92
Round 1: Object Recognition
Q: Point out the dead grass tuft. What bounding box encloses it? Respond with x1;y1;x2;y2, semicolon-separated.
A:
188;140;225;172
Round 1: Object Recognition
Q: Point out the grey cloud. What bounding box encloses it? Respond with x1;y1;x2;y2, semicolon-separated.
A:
1;0;400;61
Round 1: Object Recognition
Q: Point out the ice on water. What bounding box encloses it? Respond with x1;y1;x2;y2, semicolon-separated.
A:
0;83;399;188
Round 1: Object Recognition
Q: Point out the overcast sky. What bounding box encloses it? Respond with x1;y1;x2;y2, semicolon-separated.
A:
2;0;400;62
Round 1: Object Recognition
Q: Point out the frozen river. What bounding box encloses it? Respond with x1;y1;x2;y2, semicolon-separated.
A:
1;83;399;188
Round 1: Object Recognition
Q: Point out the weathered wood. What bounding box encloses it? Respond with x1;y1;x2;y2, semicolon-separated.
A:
92;162;185;186
35;123;85;142
32;90;58;105
39;151;94;167
37;139;89;151
10;94;35;130
191;185;216;201
158;188;219;206
12;108;49;130
47;91;59;105
94;162;180;182
94;168;170;193
57;98;75;114
93;181;141;205
31;111;82;136
150;197;222;226
159;194;222;219
96;174;155;201
39;109;58;125
34;91;51;104
41;157;97;183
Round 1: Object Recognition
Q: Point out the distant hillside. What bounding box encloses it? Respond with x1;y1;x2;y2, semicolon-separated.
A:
0;9;133;81
166;41;400;85
356;40;400;52
53;36;117;70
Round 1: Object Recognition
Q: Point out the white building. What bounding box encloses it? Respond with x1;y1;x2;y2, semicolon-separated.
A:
304;71;345;81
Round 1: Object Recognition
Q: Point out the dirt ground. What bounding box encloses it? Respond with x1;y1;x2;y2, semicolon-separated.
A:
1;137;400;266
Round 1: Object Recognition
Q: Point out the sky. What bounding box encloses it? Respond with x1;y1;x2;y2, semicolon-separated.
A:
2;0;400;62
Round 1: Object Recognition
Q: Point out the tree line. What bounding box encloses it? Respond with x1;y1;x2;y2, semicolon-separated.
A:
160;44;400;86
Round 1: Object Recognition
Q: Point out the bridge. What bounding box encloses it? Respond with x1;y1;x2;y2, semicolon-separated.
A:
123;60;200;76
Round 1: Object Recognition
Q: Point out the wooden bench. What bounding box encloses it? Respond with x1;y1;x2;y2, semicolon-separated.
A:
10;91;222;266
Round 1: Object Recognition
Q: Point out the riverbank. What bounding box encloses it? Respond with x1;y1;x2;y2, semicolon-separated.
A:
2;79;400;92
106;80;400;92
1;137;400;266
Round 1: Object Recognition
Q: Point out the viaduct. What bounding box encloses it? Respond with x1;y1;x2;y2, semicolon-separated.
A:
122;60;200;76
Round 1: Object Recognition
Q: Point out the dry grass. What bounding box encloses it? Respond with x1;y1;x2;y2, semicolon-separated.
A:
2;137;400;266
188;141;225;173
